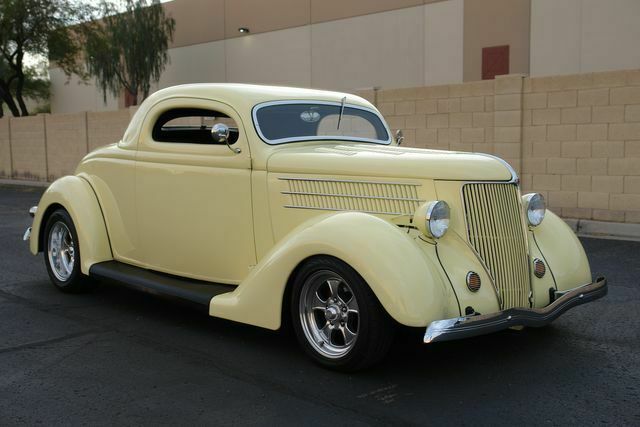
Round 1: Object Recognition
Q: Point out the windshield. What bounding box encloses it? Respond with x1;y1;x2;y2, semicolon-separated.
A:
253;101;390;145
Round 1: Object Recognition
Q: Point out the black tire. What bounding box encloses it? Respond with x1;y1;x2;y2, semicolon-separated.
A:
43;208;87;293
290;256;395;371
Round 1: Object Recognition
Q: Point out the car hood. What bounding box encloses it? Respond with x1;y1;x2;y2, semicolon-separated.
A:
266;143;514;181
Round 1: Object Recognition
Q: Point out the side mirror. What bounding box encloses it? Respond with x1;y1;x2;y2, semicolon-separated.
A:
211;123;229;143
211;123;241;154
395;129;404;146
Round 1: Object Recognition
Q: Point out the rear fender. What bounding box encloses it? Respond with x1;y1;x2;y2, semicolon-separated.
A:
211;212;456;330
30;176;112;274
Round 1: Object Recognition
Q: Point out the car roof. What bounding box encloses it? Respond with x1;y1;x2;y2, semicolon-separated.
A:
147;83;374;108
121;83;378;147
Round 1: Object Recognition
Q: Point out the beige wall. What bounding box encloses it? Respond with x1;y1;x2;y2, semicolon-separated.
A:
50;68;119;114
165;0;446;42
531;0;640;77
224;0;310;38
45;113;88;180
463;0;531;82
375;69;640;224
227;26;312;87
8;116;47;181
158;40;227;87
425;0;464;85
8;69;640;224
310;6;427;91
0;109;133;182
165;0;225;47
52;1;465;113
0;119;11;178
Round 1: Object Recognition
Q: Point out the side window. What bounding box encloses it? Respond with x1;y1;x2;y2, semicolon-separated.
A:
152;108;239;145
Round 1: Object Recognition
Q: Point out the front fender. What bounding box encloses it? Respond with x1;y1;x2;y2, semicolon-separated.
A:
30;176;112;274
211;212;457;330
531;210;592;292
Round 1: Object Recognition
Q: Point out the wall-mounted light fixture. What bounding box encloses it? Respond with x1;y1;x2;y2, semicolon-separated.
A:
238;27;250;34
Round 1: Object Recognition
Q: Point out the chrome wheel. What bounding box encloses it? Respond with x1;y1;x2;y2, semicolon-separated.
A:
299;270;360;359
47;221;75;282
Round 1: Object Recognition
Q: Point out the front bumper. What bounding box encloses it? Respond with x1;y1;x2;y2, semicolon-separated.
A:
23;206;37;242
424;277;607;343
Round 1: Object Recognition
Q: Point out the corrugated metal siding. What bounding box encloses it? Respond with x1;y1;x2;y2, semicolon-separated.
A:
281;177;422;216
463;183;531;309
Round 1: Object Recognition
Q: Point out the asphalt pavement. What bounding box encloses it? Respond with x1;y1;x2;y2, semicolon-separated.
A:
0;184;638;426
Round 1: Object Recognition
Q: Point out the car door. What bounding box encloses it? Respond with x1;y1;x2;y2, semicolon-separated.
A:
135;97;255;284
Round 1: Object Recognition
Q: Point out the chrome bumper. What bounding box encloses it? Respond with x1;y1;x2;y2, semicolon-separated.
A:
424;277;607;343
23;206;37;242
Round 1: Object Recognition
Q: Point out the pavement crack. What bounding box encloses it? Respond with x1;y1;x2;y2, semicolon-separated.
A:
0;329;103;355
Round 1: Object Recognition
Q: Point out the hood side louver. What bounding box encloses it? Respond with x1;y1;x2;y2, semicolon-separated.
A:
280;177;423;216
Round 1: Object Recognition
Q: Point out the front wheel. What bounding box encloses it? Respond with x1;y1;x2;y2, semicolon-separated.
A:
43;208;87;293
291;256;395;371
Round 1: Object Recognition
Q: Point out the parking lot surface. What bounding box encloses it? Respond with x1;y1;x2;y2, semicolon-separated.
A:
0;184;638;426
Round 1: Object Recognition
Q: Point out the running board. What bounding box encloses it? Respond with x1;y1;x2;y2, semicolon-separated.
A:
89;261;236;309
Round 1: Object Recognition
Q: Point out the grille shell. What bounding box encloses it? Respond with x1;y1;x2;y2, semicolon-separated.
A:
462;183;531;309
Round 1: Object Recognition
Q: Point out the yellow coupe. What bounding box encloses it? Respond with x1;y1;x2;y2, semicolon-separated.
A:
25;84;607;371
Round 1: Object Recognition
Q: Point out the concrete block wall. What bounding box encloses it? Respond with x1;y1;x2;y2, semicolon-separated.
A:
521;69;640;224
0;108;133;182
45;113;88;181
369;69;640;224
1;70;639;224
9;116;47;181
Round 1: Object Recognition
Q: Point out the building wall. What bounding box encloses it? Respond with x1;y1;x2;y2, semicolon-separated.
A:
49;0;640;113
531;0;640;77
463;0;531;82
50;0;464;113
50;68;119;114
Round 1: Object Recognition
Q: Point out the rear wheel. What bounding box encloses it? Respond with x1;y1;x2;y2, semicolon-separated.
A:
44;209;87;293
291;256;395;371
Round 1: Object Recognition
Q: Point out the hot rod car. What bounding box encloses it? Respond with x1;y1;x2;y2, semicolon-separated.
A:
24;84;607;371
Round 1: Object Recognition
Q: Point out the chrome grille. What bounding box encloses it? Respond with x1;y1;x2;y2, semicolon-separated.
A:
462;183;531;309
280;177;422;216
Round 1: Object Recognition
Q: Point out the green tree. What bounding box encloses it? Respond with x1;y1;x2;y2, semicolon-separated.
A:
85;0;175;106
0;0;90;116
0;58;50;118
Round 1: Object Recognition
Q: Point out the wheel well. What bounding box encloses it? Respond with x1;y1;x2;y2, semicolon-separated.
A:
38;203;65;253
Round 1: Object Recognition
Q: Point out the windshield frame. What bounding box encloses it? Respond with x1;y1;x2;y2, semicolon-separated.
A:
251;100;392;146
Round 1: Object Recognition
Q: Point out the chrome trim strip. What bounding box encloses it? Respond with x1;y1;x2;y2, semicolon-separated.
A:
278;177;421;186
252;99;393;146
281;191;424;203
473;152;519;184
283;205;408;216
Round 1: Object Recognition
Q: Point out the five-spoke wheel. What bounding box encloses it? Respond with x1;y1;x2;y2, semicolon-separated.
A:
291;256;395;371
299;271;360;358
48;221;75;282
43;208;86;292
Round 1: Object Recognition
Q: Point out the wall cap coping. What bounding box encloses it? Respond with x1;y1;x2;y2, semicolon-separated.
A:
564;218;640;242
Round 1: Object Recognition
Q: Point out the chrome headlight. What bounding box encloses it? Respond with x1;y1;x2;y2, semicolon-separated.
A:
523;193;546;226
415;200;450;239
